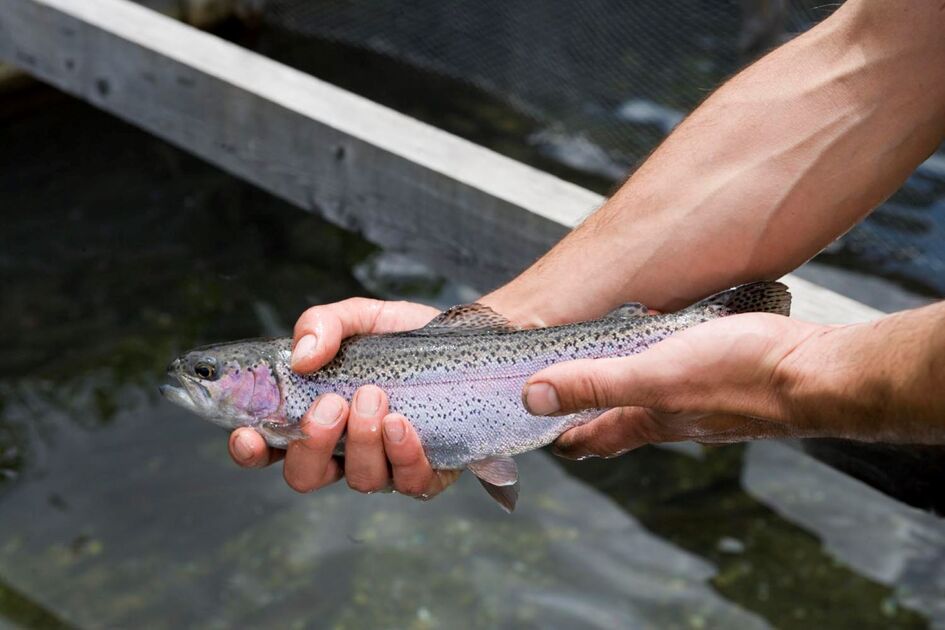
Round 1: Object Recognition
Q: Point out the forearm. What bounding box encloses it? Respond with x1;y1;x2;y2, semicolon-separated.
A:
783;302;945;443
483;0;945;325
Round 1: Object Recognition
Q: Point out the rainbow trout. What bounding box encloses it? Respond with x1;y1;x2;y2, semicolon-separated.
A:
162;282;790;511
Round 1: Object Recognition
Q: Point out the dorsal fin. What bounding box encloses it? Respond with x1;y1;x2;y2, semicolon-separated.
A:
691;281;791;317
412;303;517;335
603;302;650;319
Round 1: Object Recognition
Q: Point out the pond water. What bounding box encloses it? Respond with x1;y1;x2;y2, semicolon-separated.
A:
2;40;945;630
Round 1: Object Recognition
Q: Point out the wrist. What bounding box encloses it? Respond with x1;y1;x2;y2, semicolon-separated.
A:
478;286;554;328
775;319;900;442
478;263;597;327
773;324;849;438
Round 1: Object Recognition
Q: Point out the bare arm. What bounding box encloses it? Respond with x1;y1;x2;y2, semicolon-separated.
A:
233;0;945;486
483;0;945;323
494;0;945;455
783;301;945;443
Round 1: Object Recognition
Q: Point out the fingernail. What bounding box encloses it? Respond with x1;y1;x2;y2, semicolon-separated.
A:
313;396;344;426
292;334;317;369
524;382;560;415
383;416;406;443
355;386;380;416
234;432;255;463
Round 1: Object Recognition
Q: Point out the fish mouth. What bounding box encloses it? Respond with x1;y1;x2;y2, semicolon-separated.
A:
159;382;193;407
160;373;210;415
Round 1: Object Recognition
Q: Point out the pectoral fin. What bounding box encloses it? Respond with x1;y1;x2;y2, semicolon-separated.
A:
257;421;308;446
468;455;518;486
476;478;519;513
468;456;519;512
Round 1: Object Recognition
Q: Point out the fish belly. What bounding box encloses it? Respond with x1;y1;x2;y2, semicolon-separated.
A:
385;374;585;469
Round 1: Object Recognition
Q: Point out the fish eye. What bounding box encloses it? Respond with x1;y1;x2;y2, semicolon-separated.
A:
193;361;217;380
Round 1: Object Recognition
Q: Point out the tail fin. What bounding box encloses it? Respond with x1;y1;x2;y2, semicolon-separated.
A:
693;281;791;316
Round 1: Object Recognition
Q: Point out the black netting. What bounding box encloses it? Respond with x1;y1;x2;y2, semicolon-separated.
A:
255;0;945;297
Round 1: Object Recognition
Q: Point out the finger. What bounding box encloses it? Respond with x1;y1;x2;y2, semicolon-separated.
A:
685;413;800;443
229;427;284;468
291;298;378;373
291;299;438;373
382;413;460;498
552;407;659;459
282;394;348;493
318;457;344;487
343;385;391;493
523;340;689;415
425;469;463;499
553;408;794;460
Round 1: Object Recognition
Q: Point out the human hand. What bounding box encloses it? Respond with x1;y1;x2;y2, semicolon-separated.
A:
228;298;461;498
522;313;827;459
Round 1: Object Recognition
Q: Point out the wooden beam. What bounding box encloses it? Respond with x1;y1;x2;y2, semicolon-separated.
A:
0;0;883;324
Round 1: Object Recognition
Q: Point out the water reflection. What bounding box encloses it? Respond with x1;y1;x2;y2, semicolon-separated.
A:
744;442;945;623
0;398;769;629
560;447;930;628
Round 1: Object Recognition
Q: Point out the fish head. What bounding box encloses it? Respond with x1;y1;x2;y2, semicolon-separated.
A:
161;341;284;429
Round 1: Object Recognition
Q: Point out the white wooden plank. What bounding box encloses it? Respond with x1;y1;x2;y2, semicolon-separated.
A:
786;274;884;324
0;0;584;291
0;0;885;325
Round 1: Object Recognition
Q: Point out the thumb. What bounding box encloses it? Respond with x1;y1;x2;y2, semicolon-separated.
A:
291;299;440;373
290;305;346;374
291;298;394;373
523;352;677;416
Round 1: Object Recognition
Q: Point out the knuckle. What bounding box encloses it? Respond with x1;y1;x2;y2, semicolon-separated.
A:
646;390;680;414
294;437;331;457
395;475;430;497
246;453;269;469
346;472;385;494
587;374;609;407
343;297;383;326
294;306;325;335
571;370;611;408
634;408;671;442
283;471;315;494
596;418;640;457
294;428;340;456
557;408;643;459
346;417;381;443
427;470;460;494
577;427;612;455
342;296;377;310
387;443;424;468
608;406;637;426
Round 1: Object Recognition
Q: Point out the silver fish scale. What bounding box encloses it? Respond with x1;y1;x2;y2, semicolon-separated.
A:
271;307;715;468
167;282;791;478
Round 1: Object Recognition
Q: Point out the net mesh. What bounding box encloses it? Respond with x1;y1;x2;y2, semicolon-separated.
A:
256;0;945;297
